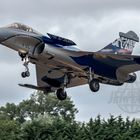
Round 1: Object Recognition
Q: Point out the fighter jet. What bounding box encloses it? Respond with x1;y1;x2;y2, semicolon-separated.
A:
0;22;140;100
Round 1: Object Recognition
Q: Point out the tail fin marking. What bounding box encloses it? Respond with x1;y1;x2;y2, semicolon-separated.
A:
99;31;139;55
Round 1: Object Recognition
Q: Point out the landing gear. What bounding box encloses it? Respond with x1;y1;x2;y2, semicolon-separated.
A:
21;59;30;78
19;52;30;78
89;79;100;92
56;74;69;100
56;88;67;100
21;71;30;78
88;67;100;92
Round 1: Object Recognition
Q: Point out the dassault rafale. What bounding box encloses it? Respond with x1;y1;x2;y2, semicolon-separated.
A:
0;23;140;100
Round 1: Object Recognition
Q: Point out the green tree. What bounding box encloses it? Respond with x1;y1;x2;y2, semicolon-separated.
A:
21;116;84;140
0;103;17;120
0;92;78;123
0;120;21;140
1;91;140;139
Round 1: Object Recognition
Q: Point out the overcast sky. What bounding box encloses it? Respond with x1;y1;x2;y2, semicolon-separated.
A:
1;0;140;121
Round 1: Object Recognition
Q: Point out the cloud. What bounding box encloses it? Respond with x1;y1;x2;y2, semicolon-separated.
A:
0;0;140;20
0;0;140;121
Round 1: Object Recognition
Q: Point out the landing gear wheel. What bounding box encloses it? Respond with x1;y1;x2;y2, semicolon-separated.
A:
25;71;30;77
56;88;67;100
89;79;100;92
21;72;26;78
21;71;30;78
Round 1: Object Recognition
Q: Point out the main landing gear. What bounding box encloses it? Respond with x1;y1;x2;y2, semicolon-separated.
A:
89;79;100;92
56;78;100;101
88;68;100;92
56;74;68;100
56;88;67;100
19;52;30;78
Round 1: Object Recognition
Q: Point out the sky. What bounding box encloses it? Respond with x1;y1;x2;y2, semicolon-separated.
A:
1;0;140;121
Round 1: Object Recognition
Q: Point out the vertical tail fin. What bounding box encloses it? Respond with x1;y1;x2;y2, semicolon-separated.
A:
99;31;139;55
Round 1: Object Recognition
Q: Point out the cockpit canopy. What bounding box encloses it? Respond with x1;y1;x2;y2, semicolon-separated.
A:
6;22;41;35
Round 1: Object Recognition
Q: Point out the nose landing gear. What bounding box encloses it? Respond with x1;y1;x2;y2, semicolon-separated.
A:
19;52;30;78
21;58;30;78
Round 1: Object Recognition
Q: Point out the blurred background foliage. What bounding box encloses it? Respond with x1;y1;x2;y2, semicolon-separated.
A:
0;92;140;140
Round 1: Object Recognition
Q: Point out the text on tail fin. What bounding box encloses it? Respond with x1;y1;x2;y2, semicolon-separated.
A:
99;31;139;55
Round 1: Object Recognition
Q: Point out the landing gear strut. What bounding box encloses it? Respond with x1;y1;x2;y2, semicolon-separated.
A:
56;88;67;100
88;67;100;92
19;52;30;78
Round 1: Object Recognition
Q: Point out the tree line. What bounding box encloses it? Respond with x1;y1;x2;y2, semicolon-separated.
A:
0;92;140;140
